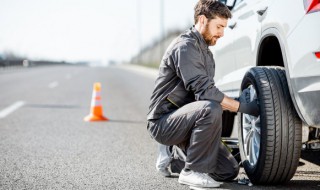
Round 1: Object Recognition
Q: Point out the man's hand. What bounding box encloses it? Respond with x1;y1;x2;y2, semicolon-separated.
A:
238;100;260;117
237;88;260;117
238;88;250;103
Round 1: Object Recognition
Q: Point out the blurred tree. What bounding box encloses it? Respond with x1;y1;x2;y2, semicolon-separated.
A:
2;50;26;60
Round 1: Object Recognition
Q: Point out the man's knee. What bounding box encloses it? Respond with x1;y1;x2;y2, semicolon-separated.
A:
201;100;223;122
204;100;222;114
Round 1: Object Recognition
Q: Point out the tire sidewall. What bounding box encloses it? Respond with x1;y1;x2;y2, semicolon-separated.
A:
238;68;267;182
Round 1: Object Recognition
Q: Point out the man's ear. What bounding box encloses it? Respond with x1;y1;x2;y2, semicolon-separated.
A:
199;15;207;25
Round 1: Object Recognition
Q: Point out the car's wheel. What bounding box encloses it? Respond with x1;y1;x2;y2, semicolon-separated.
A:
238;66;302;184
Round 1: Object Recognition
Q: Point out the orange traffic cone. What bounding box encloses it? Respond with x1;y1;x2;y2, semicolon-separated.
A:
84;82;109;122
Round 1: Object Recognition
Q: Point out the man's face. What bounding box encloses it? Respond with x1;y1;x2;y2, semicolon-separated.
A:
202;16;228;46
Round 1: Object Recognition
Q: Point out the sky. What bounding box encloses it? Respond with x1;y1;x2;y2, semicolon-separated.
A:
0;0;197;64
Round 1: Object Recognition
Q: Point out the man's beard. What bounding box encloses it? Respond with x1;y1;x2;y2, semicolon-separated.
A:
202;23;217;46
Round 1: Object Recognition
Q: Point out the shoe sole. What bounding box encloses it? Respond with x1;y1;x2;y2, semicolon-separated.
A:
190;186;216;190
157;169;171;177
178;179;220;188
158;172;171;177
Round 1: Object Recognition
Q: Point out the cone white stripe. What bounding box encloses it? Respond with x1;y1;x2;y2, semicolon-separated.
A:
92;91;101;97
91;99;102;107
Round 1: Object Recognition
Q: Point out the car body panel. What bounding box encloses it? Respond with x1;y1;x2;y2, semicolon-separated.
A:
214;0;320;127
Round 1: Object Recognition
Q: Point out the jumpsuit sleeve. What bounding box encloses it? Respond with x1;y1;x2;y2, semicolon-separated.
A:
173;40;225;103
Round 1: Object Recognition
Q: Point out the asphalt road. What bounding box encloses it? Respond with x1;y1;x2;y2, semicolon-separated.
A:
0;65;319;190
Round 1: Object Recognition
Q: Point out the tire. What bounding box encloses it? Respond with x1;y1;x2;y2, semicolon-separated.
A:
238;66;302;185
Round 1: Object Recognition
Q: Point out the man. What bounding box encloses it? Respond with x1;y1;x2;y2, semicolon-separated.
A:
147;0;259;188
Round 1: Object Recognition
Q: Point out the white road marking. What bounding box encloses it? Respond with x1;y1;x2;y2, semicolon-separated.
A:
65;74;72;79
48;81;59;88
0;101;26;119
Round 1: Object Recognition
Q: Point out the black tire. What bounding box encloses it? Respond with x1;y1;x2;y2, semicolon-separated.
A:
238;66;302;185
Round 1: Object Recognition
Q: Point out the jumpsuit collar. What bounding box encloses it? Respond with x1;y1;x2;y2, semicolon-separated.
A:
191;26;209;51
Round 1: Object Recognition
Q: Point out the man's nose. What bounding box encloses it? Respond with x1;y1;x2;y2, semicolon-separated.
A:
219;30;224;38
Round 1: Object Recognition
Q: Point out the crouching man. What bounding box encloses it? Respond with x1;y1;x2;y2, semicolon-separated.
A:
147;0;259;188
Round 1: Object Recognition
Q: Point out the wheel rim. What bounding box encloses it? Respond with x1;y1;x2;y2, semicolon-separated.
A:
242;85;261;166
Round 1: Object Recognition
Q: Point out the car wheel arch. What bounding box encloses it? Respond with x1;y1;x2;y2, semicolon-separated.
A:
257;29;285;68
256;28;303;122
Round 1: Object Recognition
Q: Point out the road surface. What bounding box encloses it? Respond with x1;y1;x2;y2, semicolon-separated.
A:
0;65;319;189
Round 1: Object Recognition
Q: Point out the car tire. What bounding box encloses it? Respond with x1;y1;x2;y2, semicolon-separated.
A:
238;66;302;184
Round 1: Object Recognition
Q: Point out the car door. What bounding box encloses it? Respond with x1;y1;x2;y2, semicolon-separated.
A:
211;0;245;97
232;0;272;88
211;18;236;94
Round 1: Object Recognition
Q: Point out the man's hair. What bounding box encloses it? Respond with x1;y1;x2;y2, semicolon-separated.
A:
194;0;232;24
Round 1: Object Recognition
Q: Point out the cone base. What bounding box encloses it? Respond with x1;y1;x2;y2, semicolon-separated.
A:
84;114;109;122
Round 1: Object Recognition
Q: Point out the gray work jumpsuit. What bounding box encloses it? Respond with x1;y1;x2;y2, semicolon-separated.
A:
147;26;239;181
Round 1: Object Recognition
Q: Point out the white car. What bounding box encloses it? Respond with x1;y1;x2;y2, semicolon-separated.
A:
213;0;320;185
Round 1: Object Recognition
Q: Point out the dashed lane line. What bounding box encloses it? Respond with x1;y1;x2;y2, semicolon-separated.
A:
65;74;72;79
0;101;26;119
48;81;59;88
